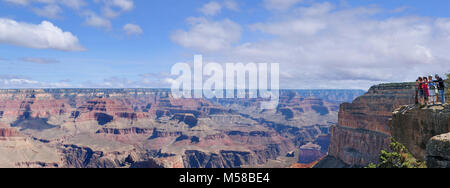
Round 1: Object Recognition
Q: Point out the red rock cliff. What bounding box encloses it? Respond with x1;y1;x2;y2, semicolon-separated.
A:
318;83;416;167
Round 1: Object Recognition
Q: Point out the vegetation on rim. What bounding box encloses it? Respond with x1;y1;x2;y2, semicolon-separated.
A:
367;138;426;168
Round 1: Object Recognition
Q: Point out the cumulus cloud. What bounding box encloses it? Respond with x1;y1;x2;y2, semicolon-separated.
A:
80;0;135;30
123;23;143;35
234;3;450;89
84;0;135;30
0;18;85;51
171;17;242;52
173;2;450;89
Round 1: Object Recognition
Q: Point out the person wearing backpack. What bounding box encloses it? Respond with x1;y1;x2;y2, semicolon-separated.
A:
435;74;446;104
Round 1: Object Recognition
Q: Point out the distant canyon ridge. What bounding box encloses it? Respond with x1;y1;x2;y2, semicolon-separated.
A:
0;88;364;168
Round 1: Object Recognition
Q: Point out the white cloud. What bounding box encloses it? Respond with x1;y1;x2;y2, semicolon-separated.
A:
33;4;62;19
0;18;85;51
173;2;450;89
123;23;143;35
3;0;133;31
110;0;133;11
236;3;450;89
0;75;72;88
199;1;222;16
83;11;112;29
251;18;327;36
264;0;304;11
97;0;134;18
171;17;242;52
198;1;239;16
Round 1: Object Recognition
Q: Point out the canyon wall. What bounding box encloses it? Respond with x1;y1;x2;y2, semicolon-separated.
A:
389;104;450;168
316;83;416;167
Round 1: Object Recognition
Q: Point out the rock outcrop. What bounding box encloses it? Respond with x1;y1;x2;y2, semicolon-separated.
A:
426;133;450;168
319;83;416;167
183;150;258;168
389;105;450;160
389;104;450;168
298;144;325;164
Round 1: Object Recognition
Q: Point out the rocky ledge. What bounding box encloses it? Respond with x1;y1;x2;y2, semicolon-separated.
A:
389;104;450;168
389;104;450;160
427;133;450;168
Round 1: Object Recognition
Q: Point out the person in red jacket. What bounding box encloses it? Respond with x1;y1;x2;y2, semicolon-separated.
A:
422;77;430;105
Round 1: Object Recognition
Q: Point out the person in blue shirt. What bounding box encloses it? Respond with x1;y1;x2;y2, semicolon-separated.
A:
428;76;438;105
434;74;446;104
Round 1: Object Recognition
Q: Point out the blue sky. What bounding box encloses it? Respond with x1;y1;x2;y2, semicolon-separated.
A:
0;0;449;89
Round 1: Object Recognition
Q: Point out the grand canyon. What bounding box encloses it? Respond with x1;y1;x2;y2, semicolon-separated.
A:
0;89;364;168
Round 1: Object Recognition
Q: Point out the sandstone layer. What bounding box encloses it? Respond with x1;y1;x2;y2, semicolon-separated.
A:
0;89;363;168
317;83;416;167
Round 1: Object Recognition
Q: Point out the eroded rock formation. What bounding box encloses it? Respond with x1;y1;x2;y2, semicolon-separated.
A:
0;89;363;168
317;83;416;167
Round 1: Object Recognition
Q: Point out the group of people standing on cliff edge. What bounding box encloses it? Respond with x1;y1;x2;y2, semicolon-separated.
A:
416;74;446;106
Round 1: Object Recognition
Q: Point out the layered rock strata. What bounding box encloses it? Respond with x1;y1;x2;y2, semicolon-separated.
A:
317;83;416;167
0;89;363;168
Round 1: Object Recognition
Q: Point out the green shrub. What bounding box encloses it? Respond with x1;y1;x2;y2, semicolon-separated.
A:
367;138;426;168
